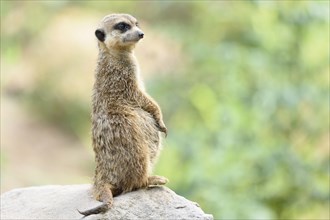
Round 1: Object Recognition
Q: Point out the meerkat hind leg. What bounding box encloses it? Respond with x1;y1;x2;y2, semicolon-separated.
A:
148;175;168;186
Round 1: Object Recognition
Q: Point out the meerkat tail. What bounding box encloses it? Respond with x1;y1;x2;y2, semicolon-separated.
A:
77;203;110;216
78;185;117;216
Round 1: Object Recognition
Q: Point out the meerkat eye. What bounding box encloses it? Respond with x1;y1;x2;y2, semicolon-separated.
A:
135;22;139;27
114;22;131;32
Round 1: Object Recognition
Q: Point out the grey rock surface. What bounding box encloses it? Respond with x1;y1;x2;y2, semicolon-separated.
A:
1;184;213;220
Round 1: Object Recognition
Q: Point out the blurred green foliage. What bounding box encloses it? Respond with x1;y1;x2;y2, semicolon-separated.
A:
1;1;329;219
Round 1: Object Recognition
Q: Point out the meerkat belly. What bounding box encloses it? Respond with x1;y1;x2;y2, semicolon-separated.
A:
93;111;150;190
134;108;161;165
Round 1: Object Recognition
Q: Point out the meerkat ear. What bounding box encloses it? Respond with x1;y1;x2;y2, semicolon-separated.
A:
95;29;105;42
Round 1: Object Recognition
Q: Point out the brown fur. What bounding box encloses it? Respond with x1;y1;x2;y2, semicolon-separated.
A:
78;14;168;216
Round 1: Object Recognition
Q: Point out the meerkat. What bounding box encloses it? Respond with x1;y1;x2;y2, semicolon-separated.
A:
78;14;168;216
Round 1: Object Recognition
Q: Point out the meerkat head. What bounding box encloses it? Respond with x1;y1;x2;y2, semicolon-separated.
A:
95;14;144;52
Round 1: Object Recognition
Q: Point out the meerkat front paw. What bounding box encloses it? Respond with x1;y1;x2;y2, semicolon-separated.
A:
157;120;167;136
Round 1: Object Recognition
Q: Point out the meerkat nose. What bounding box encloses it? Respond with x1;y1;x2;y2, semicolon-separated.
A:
138;32;144;39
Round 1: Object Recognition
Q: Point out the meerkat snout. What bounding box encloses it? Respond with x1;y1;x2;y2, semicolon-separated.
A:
122;27;144;42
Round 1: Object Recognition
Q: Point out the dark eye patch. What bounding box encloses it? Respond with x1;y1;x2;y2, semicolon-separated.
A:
114;22;131;32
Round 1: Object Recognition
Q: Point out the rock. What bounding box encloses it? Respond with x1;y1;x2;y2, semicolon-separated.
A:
0;184;213;220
